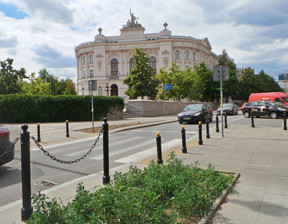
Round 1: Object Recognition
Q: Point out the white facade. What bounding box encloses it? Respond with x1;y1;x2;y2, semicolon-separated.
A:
75;12;219;101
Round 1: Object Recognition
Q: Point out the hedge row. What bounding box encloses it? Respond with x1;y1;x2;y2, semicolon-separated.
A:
0;95;124;123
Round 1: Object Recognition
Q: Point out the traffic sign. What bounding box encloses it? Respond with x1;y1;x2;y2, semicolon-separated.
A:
165;84;171;90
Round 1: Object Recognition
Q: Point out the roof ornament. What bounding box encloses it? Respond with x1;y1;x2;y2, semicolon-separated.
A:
163;22;168;30
122;9;142;29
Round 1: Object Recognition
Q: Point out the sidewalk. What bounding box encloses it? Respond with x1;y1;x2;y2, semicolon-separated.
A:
1;116;288;223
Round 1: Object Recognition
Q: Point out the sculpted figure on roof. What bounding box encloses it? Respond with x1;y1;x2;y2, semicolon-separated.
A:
122;9;142;29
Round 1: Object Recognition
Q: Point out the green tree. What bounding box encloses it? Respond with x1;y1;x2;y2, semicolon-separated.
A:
21;73;50;95
123;48;160;99
257;70;282;92
0;58;27;94
238;67;258;100
64;79;77;95
218;50;239;101
156;63;193;101
190;62;216;101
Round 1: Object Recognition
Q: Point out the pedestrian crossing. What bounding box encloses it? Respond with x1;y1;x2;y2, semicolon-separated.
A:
63;136;182;164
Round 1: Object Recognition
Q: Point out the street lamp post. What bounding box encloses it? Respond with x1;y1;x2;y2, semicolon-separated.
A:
105;81;109;96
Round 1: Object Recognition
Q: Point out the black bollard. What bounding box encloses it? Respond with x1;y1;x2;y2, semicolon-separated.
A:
102;118;110;184
284;112;287;130
156;132;163;164
66;120;70;137
224;113;228;128
251;110;255;128
198;121;203;145
20;125;33;221
216;114;219;132
37;123;41;142
181;126;187;153
206;120;210;138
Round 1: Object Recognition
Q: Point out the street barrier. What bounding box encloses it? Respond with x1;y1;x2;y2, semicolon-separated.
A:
251;110;255;127
37;123;41;142
181;126;187;153
102;118;110;184
216;115;219;132
20;125;33;222
284;112;287;130
224;113;228;128
198;121;203;145
206;120;210;138
156;132;163;164
66;120;70;137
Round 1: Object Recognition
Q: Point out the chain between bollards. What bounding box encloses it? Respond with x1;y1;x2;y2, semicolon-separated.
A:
102;118;110;184
156;132;163;164
198;121;203;145
37;123;41;142
66;120;70;137
20;125;33;222
181;126;187;153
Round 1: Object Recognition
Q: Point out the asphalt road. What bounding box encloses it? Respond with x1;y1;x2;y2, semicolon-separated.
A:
0;113;284;206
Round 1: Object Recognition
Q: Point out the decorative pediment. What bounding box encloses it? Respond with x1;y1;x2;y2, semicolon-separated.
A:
200;37;212;50
96;54;104;58
162;50;170;55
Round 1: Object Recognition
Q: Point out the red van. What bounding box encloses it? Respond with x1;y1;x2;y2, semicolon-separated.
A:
248;92;288;106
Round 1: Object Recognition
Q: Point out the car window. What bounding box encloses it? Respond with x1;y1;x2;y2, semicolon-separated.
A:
184;104;202;111
258;101;265;106
250;101;258;106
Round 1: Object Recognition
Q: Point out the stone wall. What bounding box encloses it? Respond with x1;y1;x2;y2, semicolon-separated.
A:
126;100;219;117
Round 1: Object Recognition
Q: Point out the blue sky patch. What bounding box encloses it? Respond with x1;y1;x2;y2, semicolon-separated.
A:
0;2;28;19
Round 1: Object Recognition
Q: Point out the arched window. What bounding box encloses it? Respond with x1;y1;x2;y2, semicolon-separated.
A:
185;50;189;60
89;55;93;64
110;58;118;77
98;86;103;96
111;84;118;96
129;57;135;74
175;50;180;60
149;56;157;75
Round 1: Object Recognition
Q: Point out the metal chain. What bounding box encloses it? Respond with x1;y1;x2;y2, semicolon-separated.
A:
30;128;103;164
0;137;20;159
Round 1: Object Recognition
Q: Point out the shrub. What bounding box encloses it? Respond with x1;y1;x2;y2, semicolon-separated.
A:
27;153;234;224
0;94;124;123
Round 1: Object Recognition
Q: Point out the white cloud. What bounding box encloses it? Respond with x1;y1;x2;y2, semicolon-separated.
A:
0;0;287;80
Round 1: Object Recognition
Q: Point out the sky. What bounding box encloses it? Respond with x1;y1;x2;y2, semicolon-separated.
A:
0;0;287;82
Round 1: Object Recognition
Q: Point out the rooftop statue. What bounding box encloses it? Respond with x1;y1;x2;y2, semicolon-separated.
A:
122;9;143;29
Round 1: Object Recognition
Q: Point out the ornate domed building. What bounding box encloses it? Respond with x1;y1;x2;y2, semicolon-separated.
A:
75;11;219;102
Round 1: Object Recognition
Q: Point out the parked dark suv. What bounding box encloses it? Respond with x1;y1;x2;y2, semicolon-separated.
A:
242;101;288;119
0;127;15;166
178;103;213;124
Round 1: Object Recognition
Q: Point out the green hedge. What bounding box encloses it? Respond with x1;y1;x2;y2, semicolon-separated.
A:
0;95;124;123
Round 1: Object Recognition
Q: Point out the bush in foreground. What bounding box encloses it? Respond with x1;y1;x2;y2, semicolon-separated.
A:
27;153;234;224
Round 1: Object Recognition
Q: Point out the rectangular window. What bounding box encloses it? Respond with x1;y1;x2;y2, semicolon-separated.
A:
82;56;86;65
89;69;94;77
89;55;93;64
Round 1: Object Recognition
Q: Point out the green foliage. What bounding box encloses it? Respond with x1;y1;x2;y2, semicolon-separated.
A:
0;58;27;94
123;48;160;99
27;153;234;224
0;94;123;123
21;73;50;95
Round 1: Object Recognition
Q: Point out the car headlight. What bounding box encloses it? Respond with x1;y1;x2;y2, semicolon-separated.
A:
277;107;286;111
193;112;201;116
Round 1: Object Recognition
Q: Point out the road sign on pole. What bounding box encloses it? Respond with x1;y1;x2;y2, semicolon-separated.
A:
213;65;229;138
165;84;171;90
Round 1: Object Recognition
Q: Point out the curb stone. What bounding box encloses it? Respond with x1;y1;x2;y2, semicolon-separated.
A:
199;173;241;224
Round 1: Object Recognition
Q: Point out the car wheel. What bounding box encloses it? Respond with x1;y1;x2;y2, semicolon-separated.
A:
243;111;250;118
270;112;278;119
235;110;238;115
179;121;183;124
